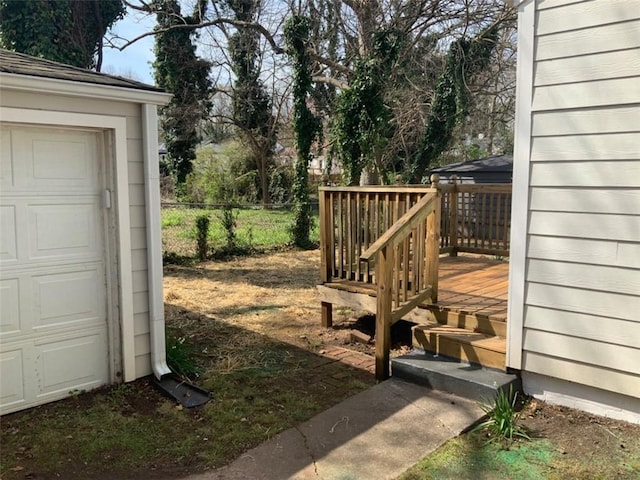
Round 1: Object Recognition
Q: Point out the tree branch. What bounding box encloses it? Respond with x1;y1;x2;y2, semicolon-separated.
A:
117;15;284;54
312;75;348;90
309;49;352;76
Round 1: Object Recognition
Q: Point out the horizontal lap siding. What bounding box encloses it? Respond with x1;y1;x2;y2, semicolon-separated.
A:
522;1;640;395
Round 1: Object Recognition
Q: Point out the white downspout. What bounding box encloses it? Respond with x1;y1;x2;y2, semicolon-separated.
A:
142;103;172;380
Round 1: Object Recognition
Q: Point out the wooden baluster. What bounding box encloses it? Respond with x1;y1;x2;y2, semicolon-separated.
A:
503;192;510;250
450;175;458;256
363;193;370;282
337;192;344;278
356;192;362;281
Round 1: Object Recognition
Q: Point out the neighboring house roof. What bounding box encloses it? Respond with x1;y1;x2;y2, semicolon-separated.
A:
431;154;513;174
430;155;513;184
0;48;162;92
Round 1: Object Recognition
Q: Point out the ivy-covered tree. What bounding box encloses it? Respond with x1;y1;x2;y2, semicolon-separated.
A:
284;15;322;248
330;29;404;185
226;0;277;207
153;0;213;186
0;0;125;70
408;26;499;183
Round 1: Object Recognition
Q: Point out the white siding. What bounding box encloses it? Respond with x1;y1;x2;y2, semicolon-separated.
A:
0;91;152;379
513;0;640;401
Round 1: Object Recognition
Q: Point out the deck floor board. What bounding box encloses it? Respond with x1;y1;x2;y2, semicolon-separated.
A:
433;255;509;321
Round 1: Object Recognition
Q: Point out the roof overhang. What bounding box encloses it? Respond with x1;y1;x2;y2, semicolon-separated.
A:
0;71;171;106
512;0;533;7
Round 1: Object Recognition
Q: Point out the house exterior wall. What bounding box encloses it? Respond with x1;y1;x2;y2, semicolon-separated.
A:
509;0;640;421
0;90;152;379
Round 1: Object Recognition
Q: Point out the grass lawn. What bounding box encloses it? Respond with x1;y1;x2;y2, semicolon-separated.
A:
1;305;373;480
161;206;320;259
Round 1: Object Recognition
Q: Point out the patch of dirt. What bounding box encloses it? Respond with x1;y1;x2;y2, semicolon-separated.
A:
519;399;640;476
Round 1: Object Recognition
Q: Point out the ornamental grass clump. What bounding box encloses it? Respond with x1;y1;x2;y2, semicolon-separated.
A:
473;386;530;444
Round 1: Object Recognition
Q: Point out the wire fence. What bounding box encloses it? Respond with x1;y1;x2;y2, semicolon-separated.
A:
161;202;320;260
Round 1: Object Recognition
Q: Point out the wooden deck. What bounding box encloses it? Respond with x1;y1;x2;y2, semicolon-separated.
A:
434;255;509;322
318;182;512;378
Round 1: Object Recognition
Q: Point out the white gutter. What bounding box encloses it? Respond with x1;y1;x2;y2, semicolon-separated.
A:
0;72;171;105
142;103;172;380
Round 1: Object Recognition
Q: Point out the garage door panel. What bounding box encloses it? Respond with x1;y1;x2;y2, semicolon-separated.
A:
33;266;104;329
12;129;98;191
36;329;108;397
0;129;14;189
0;204;17;262
29;201;101;261
0;125;110;414
0;349;26;410
0;278;21;335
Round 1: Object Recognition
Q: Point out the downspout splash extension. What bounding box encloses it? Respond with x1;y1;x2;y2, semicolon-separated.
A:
142;104;211;407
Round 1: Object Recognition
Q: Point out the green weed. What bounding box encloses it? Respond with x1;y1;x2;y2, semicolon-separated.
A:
166;335;202;380
473;386;530;443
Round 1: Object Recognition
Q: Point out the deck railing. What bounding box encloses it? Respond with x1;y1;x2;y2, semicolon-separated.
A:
318;186;435;286
318;185;441;378
436;177;511;257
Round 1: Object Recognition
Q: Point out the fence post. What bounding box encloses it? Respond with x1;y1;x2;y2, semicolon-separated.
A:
449;174;459;256
375;245;392;380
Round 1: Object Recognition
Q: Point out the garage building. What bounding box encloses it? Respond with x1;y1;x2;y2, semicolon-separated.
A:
0;49;171;414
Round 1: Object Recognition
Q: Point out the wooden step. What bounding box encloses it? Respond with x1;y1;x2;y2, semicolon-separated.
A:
405;306;507;337
412;324;506;371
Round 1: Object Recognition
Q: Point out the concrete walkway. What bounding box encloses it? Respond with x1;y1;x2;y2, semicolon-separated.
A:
182;378;484;480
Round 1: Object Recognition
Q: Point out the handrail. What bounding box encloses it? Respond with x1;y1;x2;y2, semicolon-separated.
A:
360;192;437;261
359;188;441;380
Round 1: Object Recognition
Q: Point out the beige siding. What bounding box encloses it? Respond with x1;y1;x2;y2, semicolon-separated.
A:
534;48;640;86
530;133;640;161
0;89;153;381
530;161;640;187
531;106;640;136
528;236;640;269
522;353;640;399
528;211;640;242
526;283;639;322
524;306;640;349
527;259;640;296
520;1;640;398
533;77;640;110
536;19;640;60
535;0;640;35
529;188;640;214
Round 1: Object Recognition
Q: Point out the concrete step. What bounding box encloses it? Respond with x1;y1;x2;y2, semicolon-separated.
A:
412;324;506;370
392;349;521;402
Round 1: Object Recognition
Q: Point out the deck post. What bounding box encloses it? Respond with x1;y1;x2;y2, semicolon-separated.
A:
375;245;393;380
427;180;441;304
321;301;333;328
319;188;333;328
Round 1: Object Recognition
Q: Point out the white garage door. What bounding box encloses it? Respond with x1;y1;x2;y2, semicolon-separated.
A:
0;125;110;414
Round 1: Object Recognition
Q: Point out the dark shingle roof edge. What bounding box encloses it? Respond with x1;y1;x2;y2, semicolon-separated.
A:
0;49;164;93
431;154;513;174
